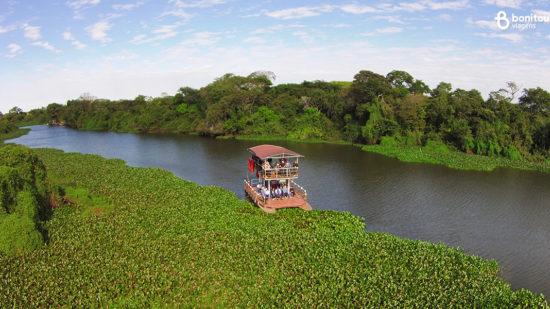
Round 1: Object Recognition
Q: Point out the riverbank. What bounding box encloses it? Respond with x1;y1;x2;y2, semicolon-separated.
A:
0;128;30;143
219;133;550;174
0;146;546;307
363;143;550;174
217;134;352;145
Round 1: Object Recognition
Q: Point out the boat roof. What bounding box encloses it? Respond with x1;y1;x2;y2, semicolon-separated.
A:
248;144;303;159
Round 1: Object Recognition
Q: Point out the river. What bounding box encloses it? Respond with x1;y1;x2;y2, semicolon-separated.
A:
8;125;550;296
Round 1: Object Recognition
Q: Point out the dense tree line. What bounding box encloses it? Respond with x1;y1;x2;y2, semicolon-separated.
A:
9;70;550;161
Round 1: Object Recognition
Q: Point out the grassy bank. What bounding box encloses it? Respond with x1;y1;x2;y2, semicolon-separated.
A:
218;134;352;145
221;133;550;174
363;143;550;174
0;148;546;307
0;128;30;143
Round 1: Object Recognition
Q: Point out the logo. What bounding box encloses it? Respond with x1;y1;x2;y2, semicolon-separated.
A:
495;11;510;30
495;10;550;31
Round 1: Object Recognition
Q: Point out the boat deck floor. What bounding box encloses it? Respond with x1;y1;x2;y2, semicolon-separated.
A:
261;197;312;213
244;182;311;213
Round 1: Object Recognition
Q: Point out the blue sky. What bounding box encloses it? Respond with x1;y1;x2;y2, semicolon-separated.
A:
0;0;549;112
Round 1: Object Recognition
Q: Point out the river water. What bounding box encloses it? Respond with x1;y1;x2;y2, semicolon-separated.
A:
8;125;550;296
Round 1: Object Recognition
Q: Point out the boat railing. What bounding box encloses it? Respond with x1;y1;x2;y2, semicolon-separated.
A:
261;167;299;179
244;179;265;205
290;180;307;200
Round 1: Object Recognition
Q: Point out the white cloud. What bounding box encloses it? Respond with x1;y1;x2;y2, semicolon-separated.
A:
378;26;403;34
5;43;22;58
251;24;305;35
181;31;219;46
67;0;101;10
326;23;352;28
266;1;468;19
424;0;469;10
4;41;550;112
398;2;427;11
131;25;178;44
292;31;314;43
243;36;266;45
86;21;112;43
477;32;523;43
470;19;500;30
160;10;192;20
438;13;453;21
169;0;226;8
340;4;378;14
372;15;405;24
112;1;143;10
392;0;469;11
23;24;41;41
265;5;335;19
67;0;101;19
0;25;16;34
103;50;139;61
484;0;521;8
63;31;87;49
365;26;403;36
31;41;61;53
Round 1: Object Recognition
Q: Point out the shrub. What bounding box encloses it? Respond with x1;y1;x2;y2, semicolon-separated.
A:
0;145;49;255
424;139;450;153
379;136;399;147
503;145;522;160
0;191;43;255
0;166;23;213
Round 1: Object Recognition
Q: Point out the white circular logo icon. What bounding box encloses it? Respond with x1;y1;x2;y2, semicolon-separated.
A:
495;11;510;30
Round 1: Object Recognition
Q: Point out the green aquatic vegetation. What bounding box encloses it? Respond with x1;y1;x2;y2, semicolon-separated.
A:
363;142;550;174
63;187;114;217
0;148;546;307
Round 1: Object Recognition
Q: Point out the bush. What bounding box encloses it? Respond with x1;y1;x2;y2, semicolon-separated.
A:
379;136;399;147
0;166;23;213
503;145;522;160
424;139;450;153
0;191;43;255
0;145;49;255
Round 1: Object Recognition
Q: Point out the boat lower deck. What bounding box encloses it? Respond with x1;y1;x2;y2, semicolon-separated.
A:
244;180;311;213
263;197;312;212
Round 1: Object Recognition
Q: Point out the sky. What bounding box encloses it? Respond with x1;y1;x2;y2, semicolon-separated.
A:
0;0;549;112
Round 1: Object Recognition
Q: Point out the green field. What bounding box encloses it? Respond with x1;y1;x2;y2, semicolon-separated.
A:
0;146;547;307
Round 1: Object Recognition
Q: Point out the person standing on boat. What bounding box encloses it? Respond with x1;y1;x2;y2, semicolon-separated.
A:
262;186;270;199
282;184;289;198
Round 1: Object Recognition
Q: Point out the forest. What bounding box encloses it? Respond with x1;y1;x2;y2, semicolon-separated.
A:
4;70;549;162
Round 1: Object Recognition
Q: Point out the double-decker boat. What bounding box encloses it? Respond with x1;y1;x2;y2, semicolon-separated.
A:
244;144;311;213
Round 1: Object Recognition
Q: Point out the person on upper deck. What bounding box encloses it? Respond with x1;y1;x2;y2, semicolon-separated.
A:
262;160;271;170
